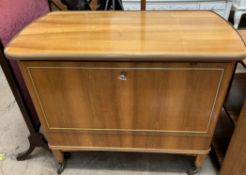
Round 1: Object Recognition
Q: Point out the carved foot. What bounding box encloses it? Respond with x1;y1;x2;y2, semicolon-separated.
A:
16;143;35;161
16;133;49;161
57;161;66;174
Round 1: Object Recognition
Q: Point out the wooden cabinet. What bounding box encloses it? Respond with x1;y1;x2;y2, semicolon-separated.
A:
18;61;234;152
4;11;246;174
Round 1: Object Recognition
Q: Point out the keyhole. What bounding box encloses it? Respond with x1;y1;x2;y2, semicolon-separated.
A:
118;72;127;80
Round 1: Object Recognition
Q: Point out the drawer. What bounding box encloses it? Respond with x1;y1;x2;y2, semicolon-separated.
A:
200;2;227;10
19;61;230;136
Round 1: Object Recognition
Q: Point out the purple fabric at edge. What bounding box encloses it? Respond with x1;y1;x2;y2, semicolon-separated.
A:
0;0;49;128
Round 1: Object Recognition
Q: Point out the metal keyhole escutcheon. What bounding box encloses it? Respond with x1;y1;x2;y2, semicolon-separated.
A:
118;71;127;80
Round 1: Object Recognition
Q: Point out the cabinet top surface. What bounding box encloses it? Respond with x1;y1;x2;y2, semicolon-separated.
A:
5;11;246;61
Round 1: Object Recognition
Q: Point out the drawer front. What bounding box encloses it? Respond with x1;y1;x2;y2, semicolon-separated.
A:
19;62;233;136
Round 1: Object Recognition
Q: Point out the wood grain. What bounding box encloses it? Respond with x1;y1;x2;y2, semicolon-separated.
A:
5;11;246;61
48;132;211;154
18;61;235;155
20;62;225;134
51;149;64;163
220;100;246;175
7;11;241;168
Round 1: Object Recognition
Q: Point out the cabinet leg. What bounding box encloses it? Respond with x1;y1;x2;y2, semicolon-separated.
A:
234;11;243;29
17;133;49;161
51;150;66;174
187;154;207;175
16;140;35;161
57;161;66;175
195;154;207;169
52;150;64;163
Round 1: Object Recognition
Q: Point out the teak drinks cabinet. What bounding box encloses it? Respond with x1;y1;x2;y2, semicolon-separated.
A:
5;11;246;174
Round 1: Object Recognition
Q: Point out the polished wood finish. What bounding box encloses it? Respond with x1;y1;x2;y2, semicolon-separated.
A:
47;133;211;154
195;154;207;168
5;11;244;172
18;62;230;134
5;11;246;61
220;100;246;175
52;150;64;163
18;61;235;155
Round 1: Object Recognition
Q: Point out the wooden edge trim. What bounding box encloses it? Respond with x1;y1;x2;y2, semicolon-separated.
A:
32;10;238;15
49;145;211;155
4;11;246;61
4;52;246;61
211;10;246;47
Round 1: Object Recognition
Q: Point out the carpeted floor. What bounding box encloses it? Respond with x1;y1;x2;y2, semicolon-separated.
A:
0;67;218;175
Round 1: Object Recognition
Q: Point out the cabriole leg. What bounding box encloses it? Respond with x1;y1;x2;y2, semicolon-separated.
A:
17;133;49;161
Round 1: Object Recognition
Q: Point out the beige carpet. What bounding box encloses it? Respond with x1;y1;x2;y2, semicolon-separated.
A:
0;67;218;175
